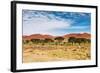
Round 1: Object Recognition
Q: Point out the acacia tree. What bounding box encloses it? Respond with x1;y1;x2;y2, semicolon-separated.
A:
54;37;64;45
68;37;76;45
23;40;30;44
68;37;91;45
75;38;90;45
31;39;41;44
44;38;54;43
86;39;91;43
75;38;82;45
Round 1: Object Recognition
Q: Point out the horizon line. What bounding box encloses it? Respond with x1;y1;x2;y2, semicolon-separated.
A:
22;32;91;36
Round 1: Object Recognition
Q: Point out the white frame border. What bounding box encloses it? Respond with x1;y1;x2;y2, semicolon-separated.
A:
16;3;96;70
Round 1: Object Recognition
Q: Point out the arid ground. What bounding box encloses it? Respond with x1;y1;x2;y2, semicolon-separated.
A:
23;43;91;63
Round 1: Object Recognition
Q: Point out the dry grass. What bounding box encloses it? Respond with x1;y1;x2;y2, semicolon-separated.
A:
23;43;91;63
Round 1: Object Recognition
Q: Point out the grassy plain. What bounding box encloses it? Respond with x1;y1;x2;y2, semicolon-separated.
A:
23;42;91;63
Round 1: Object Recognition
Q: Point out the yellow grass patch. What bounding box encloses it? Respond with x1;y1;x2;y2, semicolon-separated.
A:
23;43;91;63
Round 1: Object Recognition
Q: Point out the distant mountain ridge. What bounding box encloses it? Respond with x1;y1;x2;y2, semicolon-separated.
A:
63;33;90;39
23;34;54;40
23;33;91;40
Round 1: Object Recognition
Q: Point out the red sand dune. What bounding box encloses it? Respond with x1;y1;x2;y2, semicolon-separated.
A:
23;33;91;40
63;33;91;39
23;34;54;40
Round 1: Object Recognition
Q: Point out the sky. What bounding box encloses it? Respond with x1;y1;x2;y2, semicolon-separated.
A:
22;10;91;36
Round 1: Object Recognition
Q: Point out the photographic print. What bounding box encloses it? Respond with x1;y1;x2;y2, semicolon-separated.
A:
11;1;98;72
22;10;91;63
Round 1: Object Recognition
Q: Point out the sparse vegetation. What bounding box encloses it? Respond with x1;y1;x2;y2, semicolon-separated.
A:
23;35;91;63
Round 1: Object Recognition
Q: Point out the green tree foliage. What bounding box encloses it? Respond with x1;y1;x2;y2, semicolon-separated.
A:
86;39;91;43
54;37;64;42
31;39;41;43
68;37;76;45
23;40;30;44
54;37;64;45
44;38;54;43
68;37;91;45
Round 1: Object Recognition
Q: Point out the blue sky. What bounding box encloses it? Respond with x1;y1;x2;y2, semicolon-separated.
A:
22;10;91;36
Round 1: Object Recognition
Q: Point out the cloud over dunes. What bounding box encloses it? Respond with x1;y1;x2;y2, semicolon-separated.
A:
23;10;90;36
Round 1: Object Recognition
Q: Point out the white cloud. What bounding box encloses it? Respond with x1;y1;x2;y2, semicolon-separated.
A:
67;26;89;29
23;11;72;36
